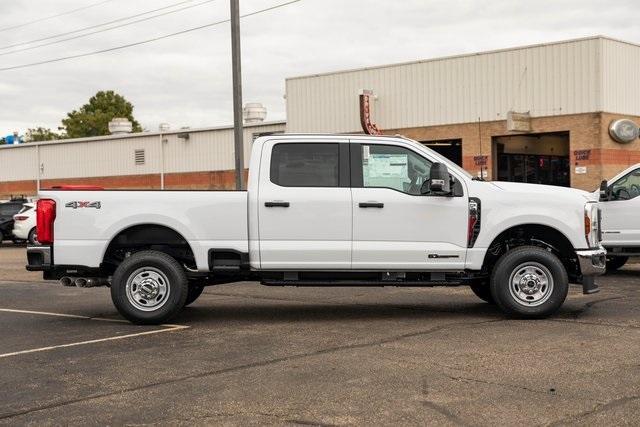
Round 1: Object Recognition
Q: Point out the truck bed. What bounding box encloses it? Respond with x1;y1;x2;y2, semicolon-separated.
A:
40;190;249;271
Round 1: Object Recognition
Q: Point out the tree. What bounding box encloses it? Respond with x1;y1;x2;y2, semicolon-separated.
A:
62;90;142;138
25;127;62;142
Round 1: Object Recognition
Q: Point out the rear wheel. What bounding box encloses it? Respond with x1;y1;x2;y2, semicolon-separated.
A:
470;282;495;304
111;250;188;324
490;246;568;318
606;256;628;272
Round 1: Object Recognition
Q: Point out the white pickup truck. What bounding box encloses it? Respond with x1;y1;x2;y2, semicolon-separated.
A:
27;134;606;324
595;163;640;271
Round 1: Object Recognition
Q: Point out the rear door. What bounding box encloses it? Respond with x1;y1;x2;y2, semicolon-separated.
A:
257;139;352;269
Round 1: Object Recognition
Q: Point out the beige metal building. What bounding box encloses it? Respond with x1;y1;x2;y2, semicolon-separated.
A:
286;36;640;190
0;121;285;197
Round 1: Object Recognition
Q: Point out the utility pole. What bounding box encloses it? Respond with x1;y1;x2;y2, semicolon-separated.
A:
230;0;244;190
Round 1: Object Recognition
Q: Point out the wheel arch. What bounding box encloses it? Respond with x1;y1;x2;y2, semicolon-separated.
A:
481;223;579;280
102;223;196;272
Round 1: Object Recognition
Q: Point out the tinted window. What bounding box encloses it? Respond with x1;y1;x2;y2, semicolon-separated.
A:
611;168;640;200
361;144;432;195
0;204;21;216
271;143;339;187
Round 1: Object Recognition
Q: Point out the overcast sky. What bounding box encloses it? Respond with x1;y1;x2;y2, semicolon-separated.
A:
0;0;638;137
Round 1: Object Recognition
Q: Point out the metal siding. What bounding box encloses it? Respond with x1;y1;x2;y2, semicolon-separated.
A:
286;38;606;133
0;145;37;181
602;38;640;116
39;136;160;179
0;123;285;183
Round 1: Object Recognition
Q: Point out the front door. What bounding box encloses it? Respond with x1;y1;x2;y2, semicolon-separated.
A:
351;142;469;270
258;140;352;269
601;166;640;246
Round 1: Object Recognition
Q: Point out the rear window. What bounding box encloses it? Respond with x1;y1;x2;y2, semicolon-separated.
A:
18;205;33;214
270;143;340;187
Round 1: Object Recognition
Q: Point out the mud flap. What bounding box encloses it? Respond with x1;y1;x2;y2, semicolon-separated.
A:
582;276;600;294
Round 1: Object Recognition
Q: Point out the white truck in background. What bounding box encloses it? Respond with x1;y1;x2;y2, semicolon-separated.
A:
27;134;606;324
595;163;640;271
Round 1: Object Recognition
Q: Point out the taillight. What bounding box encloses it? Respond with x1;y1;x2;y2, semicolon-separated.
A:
467;198;481;248
14;216;29;221
36;199;56;244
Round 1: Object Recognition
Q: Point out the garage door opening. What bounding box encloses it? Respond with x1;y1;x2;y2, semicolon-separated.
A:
494;132;570;187
421;139;462;166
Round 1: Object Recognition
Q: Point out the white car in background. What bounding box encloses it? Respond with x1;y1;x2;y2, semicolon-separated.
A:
595;163;640;271
12;203;38;244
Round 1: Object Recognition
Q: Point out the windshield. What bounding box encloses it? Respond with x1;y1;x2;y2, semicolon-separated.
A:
610;167;640;200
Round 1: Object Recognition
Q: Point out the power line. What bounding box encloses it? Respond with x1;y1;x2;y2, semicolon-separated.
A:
0;0;302;72
0;0;218;57
0;0;201;51
0;0;118;34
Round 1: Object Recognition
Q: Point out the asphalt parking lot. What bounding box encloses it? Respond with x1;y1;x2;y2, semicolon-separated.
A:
1;244;639;426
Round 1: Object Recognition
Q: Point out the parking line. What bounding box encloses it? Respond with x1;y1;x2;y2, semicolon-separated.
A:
0;308;189;359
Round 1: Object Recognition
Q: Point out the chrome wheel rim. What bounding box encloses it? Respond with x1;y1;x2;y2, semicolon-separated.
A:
126;267;170;312
508;262;554;307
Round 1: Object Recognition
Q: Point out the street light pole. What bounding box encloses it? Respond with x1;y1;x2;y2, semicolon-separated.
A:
230;0;244;190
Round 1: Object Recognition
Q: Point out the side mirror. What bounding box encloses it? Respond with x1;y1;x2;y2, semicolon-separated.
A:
423;162;451;196
599;180;610;201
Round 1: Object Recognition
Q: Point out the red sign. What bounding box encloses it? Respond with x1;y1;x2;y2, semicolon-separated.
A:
473;155;488;166
574;149;591;160
359;93;382;135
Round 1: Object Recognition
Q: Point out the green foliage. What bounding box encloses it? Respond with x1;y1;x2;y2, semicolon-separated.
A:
62;90;142;138
25;127;62;142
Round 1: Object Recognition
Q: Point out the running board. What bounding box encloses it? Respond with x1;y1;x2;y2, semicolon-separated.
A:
261;279;466;287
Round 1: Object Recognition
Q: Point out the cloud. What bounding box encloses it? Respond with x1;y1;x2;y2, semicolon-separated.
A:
0;0;638;136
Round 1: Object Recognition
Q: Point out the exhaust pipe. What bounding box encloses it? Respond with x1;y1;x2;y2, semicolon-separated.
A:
74;278;88;288
86;278;109;288
60;277;74;287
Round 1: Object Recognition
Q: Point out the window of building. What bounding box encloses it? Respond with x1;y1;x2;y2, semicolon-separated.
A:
270;143;340;187
611;167;640;200
361;144;432;195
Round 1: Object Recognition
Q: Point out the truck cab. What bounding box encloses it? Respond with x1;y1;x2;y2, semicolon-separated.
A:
27;134;606;324
595;163;640;270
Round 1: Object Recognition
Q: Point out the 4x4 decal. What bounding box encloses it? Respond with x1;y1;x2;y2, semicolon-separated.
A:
65;201;101;209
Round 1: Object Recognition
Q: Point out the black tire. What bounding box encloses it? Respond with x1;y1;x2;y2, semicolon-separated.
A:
184;284;204;307
111;250;188;324
606;256;628;272
470;282;495;304
28;228;39;245
490;246;568;318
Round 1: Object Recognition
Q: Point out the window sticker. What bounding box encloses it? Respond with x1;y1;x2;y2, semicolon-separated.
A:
363;153;409;191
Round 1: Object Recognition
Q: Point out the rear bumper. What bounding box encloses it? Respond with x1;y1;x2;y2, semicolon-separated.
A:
26;245;52;271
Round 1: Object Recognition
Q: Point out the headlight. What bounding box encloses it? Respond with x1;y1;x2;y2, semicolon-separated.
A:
584;202;600;248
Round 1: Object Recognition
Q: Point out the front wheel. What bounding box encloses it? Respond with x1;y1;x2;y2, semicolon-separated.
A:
111;250;188;324
490;246;568;318
606;256;628;272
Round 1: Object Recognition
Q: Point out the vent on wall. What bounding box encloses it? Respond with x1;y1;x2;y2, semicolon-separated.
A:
134;149;145;165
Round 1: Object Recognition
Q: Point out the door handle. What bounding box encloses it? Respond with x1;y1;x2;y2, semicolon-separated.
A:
359;202;384;208
265;201;290;207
